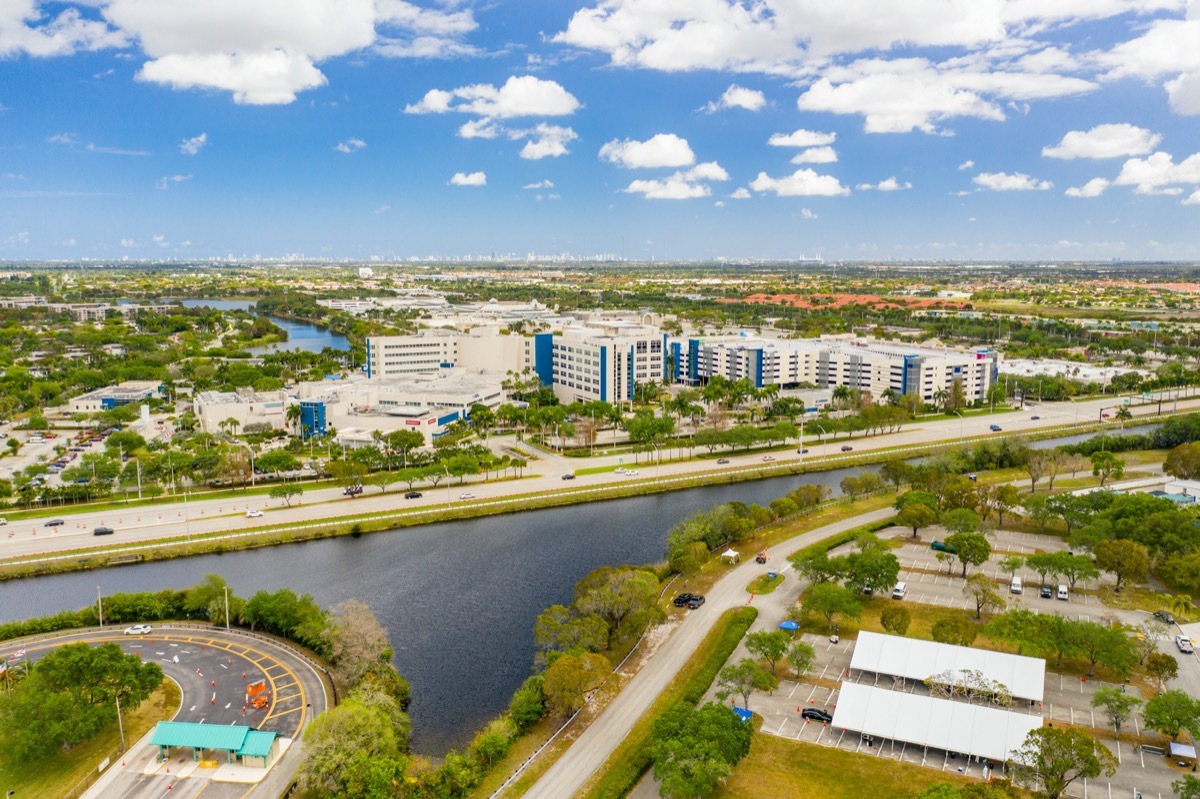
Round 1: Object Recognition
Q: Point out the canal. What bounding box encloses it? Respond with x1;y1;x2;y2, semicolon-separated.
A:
177;298;350;355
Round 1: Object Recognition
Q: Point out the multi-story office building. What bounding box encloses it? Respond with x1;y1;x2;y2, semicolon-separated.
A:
551;326;665;405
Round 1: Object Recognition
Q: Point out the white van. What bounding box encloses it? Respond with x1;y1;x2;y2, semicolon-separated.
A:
891;582;907;599
1056;585;1069;601
28;436;44;444
1010;576;1023;594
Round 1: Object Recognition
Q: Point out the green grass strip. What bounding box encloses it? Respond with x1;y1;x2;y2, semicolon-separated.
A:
581;606;758;799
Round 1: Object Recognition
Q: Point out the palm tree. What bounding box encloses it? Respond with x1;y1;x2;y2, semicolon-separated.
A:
218;417;241;438
932;388;949;413
1115;405;1132;430
1168;593;1195;622
286;403;302;436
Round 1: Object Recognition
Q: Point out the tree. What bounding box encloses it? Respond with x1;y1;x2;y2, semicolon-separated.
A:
963;574;1006;620
942;508;981;536
801;583;863;630
716;657;777;711
385;429;425;468
745;630;791;675
944;531;991;578
880;459;913;489
895;490;939;513
543;652;610;717
1057;554;1100;589
1147;652;1180;691
985;609;1042;656
1022;494;1055;534
269;484;303;507
533;605;608;659
1090;450;1125;487
897;503;938;539
842;548;900;595
993;484;1022;529
1025;552;1063;587
931;614;977;646
327;600;393;692
998;555;1024;583
1165;442;1200;480
786;640;816;677
1090;686;1142;740
329;459;368;492
1025;450;1048;492
651;702;753;799
296;694;409;796
1094;538;1150;591
1143;689;1199;740
1008;727;1118;799
880;606;911;636
1174;775;1200;799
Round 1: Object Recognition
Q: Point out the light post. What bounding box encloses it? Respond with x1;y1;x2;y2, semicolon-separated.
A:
97;586;103;630
115;694;126;752
224;585;230;630
952;410;964;444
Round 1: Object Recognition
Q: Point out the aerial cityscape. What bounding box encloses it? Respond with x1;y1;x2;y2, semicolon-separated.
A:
5;3;1200;799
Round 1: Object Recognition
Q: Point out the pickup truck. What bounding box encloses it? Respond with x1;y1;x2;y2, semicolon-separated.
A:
1177;634;1195;654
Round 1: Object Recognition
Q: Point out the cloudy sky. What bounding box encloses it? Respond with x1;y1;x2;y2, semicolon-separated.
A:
2;0;1200;261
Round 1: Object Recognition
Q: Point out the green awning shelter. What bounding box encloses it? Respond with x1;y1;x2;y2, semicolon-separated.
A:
149;721;278;765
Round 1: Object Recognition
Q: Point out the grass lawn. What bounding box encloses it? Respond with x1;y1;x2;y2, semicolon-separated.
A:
712;732;984;799
0;678;181;799
747;573;785;594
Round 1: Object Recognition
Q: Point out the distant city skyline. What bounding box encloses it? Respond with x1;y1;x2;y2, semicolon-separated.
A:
2;1;1200;262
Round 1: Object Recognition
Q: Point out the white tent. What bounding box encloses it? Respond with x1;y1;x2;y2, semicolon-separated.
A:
720;549;740;563
850;631;1045;702
833;682;1042;763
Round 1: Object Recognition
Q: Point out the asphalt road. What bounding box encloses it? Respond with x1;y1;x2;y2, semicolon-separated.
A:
2;395;1194;564
0;625;329;799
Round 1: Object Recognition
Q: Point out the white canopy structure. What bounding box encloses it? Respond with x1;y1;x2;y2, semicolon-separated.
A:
850;631;1045;702
720;549;740;563
833;682;1042;763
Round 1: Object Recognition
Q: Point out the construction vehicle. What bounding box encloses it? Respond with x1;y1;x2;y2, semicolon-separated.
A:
246;679;270;710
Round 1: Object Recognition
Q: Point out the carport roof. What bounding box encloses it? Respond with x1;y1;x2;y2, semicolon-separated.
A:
150;721;251;752
832;682;1042;763
237;730;278;758
850;631;1045;702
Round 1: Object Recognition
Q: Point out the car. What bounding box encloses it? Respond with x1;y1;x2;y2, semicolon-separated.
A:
459;492;476;500
561;473;576;480
343;485;363;496
801;708;833;724
797;448;809;454
1155;610;1176;624
614;467;625;474
685;595;706;609
1177;634;1195;654
840;445;853;452
989;424;1003;432
0;518;6;525
404;491;423;499
123;624;152;636
1030;415;1041;420
1040;585;1053;599
762;455;776;462
44;518;64;527
1101;412;1111;419
672;593;697;607
245;509;264;518
717;458;730;464
93;526;114;536
625;469;640;476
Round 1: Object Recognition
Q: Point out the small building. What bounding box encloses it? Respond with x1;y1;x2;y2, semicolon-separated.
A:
1165;480;1200;499
69;380;163;414
148;721;280;767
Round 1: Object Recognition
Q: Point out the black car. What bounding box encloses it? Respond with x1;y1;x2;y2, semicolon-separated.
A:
44;518;64;527
797;448;809;454
1155;610;1176;624
404;491;423;499
93;526;114;536
1030;415;1041;420
561;473;576;480
841;445;853;452
672;593;697;607
801;708;833;723
1040;585;1053;599
686;595;706;609
717;458;730;464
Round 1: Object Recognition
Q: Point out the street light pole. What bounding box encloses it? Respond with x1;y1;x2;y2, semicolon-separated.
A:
224;585;230;630
115;694;126;752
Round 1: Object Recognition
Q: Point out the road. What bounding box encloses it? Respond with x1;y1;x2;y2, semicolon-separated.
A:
0;625;329;799
2;395;1194;564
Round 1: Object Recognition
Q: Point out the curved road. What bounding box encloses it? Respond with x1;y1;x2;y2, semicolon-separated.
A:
1;395;1193;563
0;625;329;798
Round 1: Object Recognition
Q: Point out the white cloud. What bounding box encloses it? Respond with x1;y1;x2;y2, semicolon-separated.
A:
516;124;578;160
1113;150;1200;195
599;133;694;168
768;129;836;148
120;237;137;247
86;142;150;156
374;204;391;214
2;231;30;246
958;160;975;170
801;208;818;219
60;237;77;246
1043;123;1162;159
151;233;169;247
1;172;23;180
450;171;486;187
406;75;580;118
179;132;207;155
730;188;751;199
48;132;79;146
623;162;729;200
973;171;1053;190
373;0;479;59
749;168;850;197
1184;189;1200;205
155;174;192;190
1065;178;1111;197
335;137;366;153
790;146;838;164
704;83;766;113
524;179;555;190
857;176;912;191
1096;14;1200;114
458;119;500;139
0;1;127;58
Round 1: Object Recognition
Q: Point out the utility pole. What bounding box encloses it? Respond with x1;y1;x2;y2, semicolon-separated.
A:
115;694;126;752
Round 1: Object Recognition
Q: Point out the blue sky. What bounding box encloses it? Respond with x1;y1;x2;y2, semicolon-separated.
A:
2;0;1200;262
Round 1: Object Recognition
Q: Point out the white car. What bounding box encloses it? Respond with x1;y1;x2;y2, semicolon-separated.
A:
1177;634;1195;654
0;518;6;526
245;509;264;518
123;624;152;636
625;469;640;476
613;467;625;474
459;492;476;500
